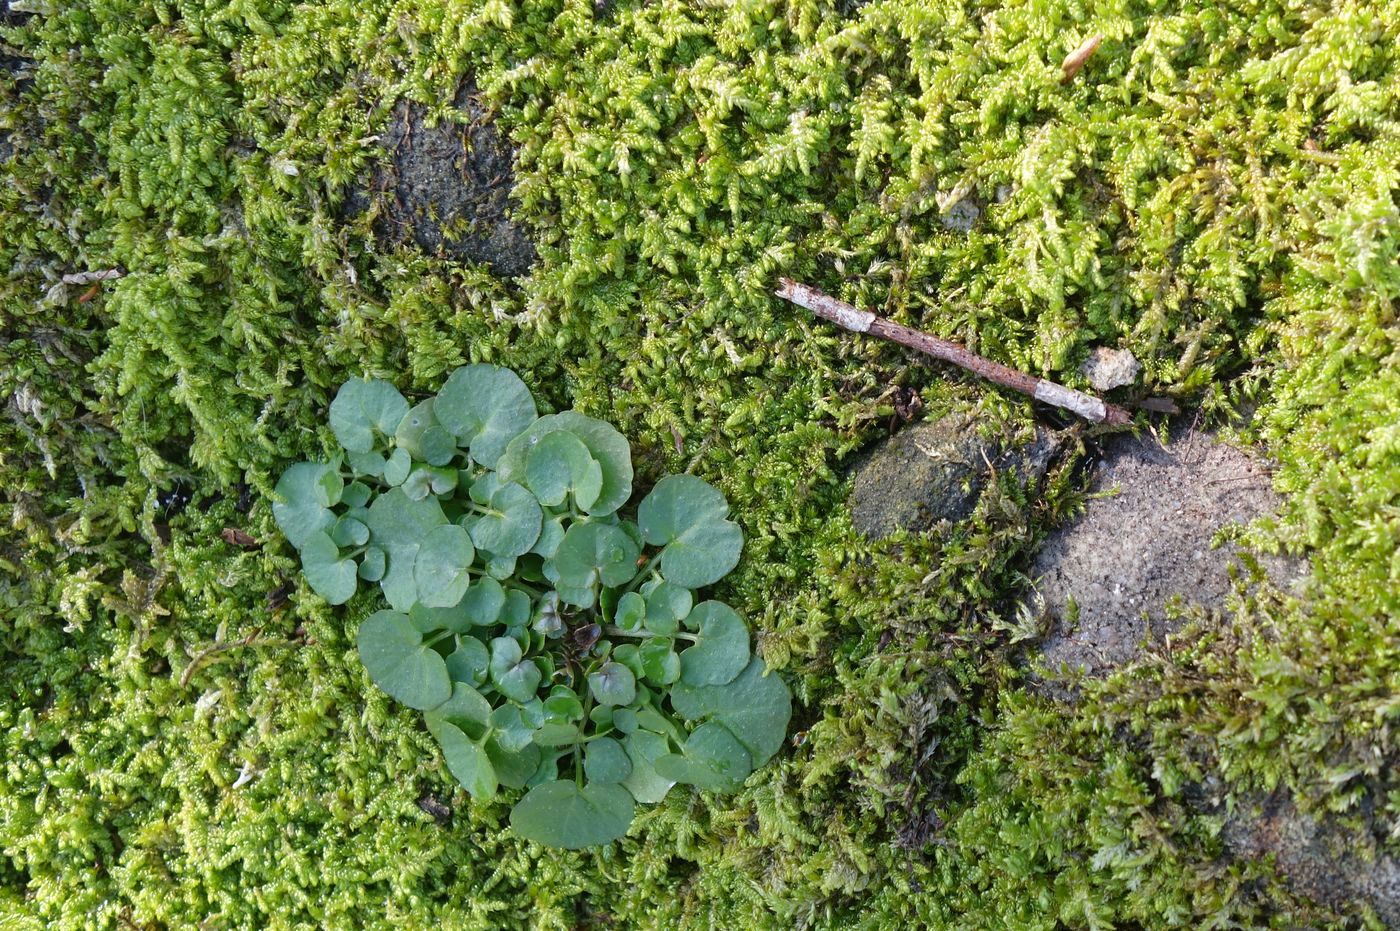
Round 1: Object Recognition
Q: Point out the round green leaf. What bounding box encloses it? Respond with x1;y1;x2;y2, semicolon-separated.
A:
679;601;750;686
394;399;458;467
358;547;386;582
637;475;743;588
460;578;505;625
509;780;634;849
364;487;448;611
425;681;493;737
644;580;692;632
550;522;641;606
403;464;458;501
614;591;646;631
445;636;490;686
501;589;532;626
435;364;538;468
525;431;603;510
653;721;752;792
620;731;676;804
346;451;386;479
413;524;475;608
639;637;681;686
490;637;543;703
588;661;636;707
272;462;341;548
330;378;409;452
357;610;451;710
341;481;372;509
383;447;412;486
467;479;542;558
300;531;358;605
331;515;369;548
669;658;791;766
498;412;633;516
434;721;497;800
486;738;541;790
584;737;633;784
490;703;541;753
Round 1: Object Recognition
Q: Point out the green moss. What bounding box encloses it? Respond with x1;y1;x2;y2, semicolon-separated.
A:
3;0;1399;926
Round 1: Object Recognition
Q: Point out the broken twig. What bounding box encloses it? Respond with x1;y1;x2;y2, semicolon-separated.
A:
776;278;1132;425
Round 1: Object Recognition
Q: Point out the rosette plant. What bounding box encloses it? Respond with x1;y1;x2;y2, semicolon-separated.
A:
272;366;792;848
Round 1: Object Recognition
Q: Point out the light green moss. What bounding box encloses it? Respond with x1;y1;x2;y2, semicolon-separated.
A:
2;0;1398;926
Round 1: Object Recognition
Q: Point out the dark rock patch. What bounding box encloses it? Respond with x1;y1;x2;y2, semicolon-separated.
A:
1222;793;1400;927
1032;428;1305;676
850;413;1060;539
348;81;535;277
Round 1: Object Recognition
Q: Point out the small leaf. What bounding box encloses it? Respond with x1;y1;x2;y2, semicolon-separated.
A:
467;479;543;558
413;524;475;608
341;481;372;508
435;364;538;468
614;591;646;631
532;518;566;558
363;488;448;611
300;531;357;605
588;662;636;707
550;522;641;607
272;462;341;548
383;447;412;486
425;681;493;737
346;451;386;478
620;730;676;804
644;580;692;633
460;578;506;625
498;412;633;516
653;721;752;792
490;703;541;752
490;637;543;702
533;722;582;746
486;738;541;789
331;516;369;547
329;378;409;452
444;636;490;686
669;659;791;766
434;722;497;800
394;399;458;466
584;737;633;784
403;465;457;501
509;780;634;849
358;547;386;582
357;610;451;710
639;637;681;685
679;601;750;686
543;688;584;723
637;475;743;588
525;431;603;510
501;589;532;626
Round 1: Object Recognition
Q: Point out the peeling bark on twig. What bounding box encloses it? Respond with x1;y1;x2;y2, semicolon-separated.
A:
776;278;1132;425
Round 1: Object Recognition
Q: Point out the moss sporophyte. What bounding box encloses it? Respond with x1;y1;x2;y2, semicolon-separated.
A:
273;367;791;848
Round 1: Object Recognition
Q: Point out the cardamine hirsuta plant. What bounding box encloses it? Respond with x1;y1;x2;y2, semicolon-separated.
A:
272;366;791;847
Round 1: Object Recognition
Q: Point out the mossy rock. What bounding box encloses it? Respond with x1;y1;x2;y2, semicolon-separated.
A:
346;80;535;277
849;412;1059;539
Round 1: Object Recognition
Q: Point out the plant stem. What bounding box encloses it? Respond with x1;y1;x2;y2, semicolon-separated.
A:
602;625;697;643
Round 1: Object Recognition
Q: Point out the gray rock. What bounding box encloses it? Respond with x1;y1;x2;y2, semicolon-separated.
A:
1032;429;1306;676
347;81;535;277
1222;793;1400;927
850;413;1059;539
939;197;981;233
1079;347;1141;391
